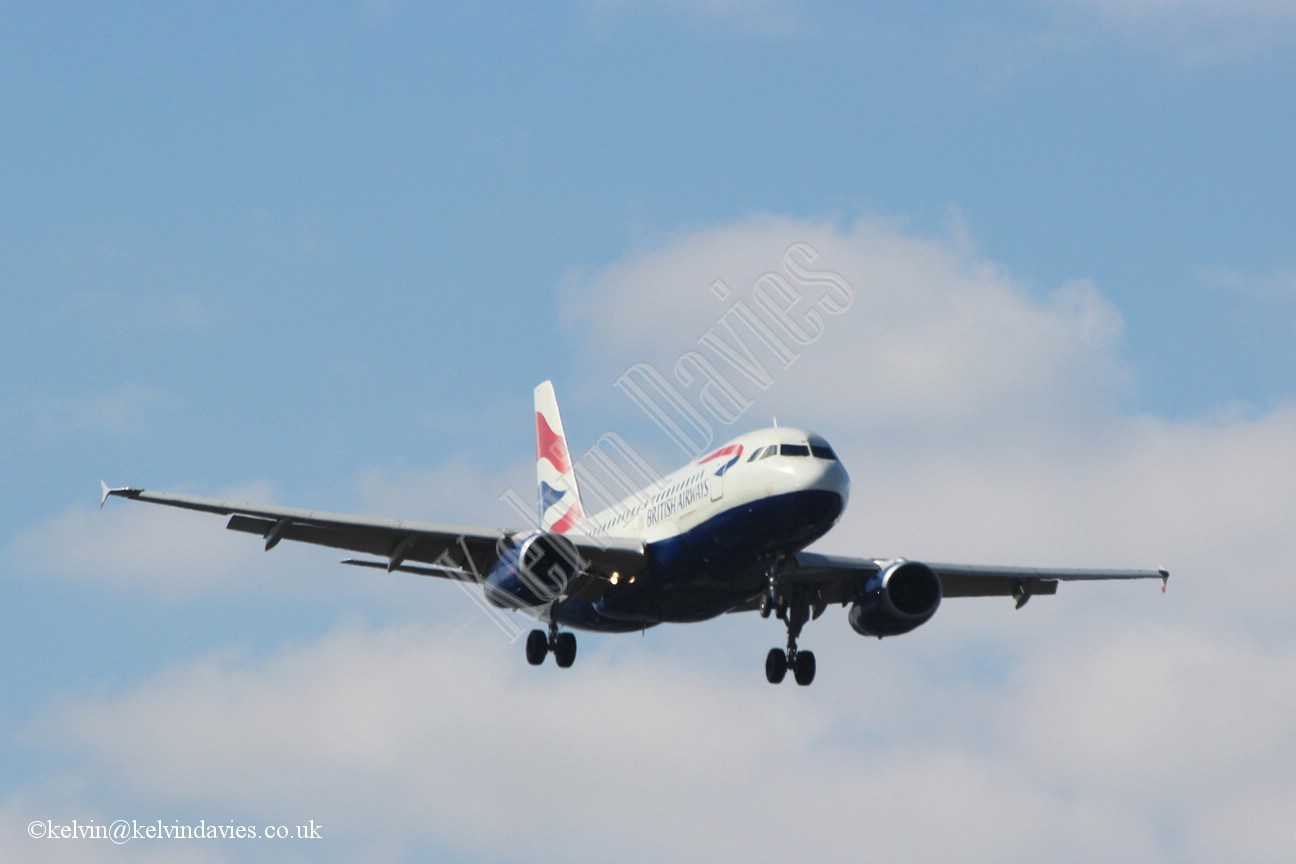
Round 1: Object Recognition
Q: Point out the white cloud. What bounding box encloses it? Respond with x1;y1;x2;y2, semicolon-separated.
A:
5;622;1208;863
26;624;814;862
21;612;1292;863
1008;626;1296;862
1191;785;1296;864
1015;627;1296;794
353;457;535;529
11;482;289;601
833;404;1296;641
563;213;1130;452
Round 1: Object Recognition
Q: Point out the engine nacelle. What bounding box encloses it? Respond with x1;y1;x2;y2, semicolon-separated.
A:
848;560;942;638
484;531;585;609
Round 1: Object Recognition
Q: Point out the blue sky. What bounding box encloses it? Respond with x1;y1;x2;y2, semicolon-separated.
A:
3;3;1295;863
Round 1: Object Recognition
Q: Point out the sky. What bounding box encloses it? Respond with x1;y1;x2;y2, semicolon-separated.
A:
3;1;1295;862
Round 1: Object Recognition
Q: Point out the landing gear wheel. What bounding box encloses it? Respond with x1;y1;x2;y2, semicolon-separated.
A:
761;562;818;685
553;632;577;668
793;650;816;686
765;647;788;684
525;630;548;666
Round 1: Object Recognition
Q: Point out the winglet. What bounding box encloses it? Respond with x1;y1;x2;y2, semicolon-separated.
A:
99;481;139;508
1159;568;1170;593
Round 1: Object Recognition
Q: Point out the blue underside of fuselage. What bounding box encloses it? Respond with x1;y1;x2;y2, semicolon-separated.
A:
552;488;843;633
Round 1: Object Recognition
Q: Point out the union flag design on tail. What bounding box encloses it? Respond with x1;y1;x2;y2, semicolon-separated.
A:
534;381;584;534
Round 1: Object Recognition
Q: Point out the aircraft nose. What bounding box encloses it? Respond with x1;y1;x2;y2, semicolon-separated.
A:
817;456;850;511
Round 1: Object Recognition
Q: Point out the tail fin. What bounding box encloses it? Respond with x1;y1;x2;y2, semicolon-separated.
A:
534;380;584;534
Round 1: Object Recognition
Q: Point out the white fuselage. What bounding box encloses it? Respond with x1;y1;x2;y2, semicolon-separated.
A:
587;427;850;544
552;427;850;630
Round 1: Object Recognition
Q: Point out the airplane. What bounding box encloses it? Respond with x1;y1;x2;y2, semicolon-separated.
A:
101;380;1168;686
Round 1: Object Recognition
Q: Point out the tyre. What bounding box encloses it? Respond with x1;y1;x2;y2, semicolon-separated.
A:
553;631;577;668
793;650;816;686
525;630;548;666
765;647;788;684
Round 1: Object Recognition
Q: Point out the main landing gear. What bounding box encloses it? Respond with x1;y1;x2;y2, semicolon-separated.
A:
759;557;816;686
526;617;576;668
765;646;815;686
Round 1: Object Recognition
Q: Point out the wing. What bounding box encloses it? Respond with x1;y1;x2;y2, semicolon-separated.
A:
742;550;1167;613
100;485;645;601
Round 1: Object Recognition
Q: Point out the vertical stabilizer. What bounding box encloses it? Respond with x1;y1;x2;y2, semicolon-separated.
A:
535;381;584;534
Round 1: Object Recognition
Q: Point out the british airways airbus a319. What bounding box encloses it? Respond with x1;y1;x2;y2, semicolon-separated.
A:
102;381;1166;686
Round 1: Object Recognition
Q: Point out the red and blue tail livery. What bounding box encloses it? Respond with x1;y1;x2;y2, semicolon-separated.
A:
534;381;583;535
102;380;1167;685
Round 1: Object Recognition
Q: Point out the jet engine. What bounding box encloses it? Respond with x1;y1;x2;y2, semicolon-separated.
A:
848;560;942;638
484;531;585;609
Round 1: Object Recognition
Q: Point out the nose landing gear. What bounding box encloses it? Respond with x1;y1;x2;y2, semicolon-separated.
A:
761;557;816;686
765;608;816;685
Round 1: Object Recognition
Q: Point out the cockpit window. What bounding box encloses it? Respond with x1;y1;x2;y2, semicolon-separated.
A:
810;444;838;461
779;444;811;457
